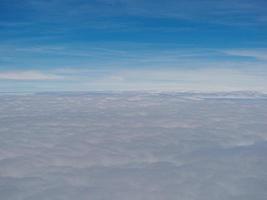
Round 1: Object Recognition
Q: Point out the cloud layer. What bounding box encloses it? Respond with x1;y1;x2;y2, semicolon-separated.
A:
0;92;266;199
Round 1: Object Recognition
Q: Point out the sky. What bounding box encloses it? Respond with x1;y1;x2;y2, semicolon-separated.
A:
0;0;267;92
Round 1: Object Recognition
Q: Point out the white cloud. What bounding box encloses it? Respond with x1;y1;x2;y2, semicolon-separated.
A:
0;93;266;199
224;49;267;61
1;66;266;92
0;71;63;81
85;68;267;92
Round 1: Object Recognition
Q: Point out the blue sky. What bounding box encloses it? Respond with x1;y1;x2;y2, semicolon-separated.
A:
0;0;267;92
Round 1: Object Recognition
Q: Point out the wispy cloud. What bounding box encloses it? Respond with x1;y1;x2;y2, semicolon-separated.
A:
0;66;266;92
0;71;63;81
1;45;267;91
224;49;267;61
83;68;267;92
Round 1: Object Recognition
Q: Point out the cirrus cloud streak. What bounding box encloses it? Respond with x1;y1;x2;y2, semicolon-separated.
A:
0;71;63;81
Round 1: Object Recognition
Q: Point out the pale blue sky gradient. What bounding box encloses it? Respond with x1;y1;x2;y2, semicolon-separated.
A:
0;0;267;92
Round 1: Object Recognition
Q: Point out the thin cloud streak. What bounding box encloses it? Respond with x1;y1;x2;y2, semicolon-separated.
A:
0;71;63;81
224;49;267;61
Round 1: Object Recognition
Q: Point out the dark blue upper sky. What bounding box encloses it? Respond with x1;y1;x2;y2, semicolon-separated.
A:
1;0;267;92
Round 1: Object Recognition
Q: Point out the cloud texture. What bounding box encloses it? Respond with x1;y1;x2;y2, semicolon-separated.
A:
0;92;266;199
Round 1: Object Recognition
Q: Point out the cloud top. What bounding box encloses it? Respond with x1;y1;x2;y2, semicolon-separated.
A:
0;93;266;199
